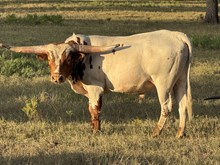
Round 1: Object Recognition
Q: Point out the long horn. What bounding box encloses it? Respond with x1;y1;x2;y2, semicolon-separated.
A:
70;43;120;53
9;45;48;54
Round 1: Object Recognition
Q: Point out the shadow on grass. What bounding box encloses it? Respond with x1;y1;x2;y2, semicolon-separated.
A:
1;18;220;46
0;75;219;124
0;152;166;165
2;18;220;50
0;3;206;13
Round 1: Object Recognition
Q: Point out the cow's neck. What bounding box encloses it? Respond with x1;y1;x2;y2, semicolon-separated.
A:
68;79;88;96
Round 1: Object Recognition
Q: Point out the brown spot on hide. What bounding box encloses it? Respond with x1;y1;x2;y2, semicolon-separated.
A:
70;52;86;82
112;49;115;55
89;56;93;69
61;51;67;63
88;97;102;132
82;63;86;70
89;56;92;63
52;51;74;80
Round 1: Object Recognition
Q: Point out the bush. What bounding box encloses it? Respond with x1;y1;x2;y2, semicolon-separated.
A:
0;52;49;78
4;14;64;25
191;35;220;50
22;97;41;121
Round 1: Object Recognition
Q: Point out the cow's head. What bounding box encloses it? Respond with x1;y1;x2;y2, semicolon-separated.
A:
6;42;119;84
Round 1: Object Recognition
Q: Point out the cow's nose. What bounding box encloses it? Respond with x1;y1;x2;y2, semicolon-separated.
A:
52;75;64;83
58;75;64;82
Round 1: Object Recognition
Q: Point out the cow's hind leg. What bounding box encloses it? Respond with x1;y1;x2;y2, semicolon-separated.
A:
88;97;102;133
174;80;187;138
152;87;172;137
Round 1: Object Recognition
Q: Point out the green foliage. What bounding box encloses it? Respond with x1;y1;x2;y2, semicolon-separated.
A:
66;109;74;120
192;35;220;50
0;52;49;78
4;14;64;25
22;97;40;121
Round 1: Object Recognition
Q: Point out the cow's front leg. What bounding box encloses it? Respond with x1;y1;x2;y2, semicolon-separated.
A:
88;97;102;132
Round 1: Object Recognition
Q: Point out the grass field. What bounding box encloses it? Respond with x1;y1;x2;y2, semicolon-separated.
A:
0;0;220;164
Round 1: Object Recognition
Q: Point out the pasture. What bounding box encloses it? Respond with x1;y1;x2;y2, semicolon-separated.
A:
0;0;220;164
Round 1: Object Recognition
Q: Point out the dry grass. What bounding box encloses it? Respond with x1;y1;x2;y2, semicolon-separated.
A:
0;118;219;164
0;0;220;164
0;1;206;21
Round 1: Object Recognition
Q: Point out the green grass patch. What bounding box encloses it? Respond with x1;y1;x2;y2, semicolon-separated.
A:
22;96;41;121
192;35;220;50
0;52;49;78
4;14;64;25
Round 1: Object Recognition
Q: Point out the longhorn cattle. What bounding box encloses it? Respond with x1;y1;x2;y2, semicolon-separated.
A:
0;30;193;138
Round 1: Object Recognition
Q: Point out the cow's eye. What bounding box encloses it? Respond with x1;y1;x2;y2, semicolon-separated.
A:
67;51;74;63
67;56;71;63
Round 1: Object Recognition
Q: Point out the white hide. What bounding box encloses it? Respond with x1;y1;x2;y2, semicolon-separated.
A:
65;30;193;137
65;30;192;95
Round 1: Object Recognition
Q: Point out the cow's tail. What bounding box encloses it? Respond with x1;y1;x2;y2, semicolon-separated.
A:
182;34;193;121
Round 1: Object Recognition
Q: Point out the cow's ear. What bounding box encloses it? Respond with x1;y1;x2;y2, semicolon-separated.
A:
65;33;77;43
36;54;48;60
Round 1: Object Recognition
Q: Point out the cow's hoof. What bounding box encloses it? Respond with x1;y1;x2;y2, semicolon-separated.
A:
176;127;186;138
138;100;144;104
90;119;100;133
152;125;161;138
92;130;103;135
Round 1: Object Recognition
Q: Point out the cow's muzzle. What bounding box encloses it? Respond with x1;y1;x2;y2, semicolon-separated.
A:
51;74;65;84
